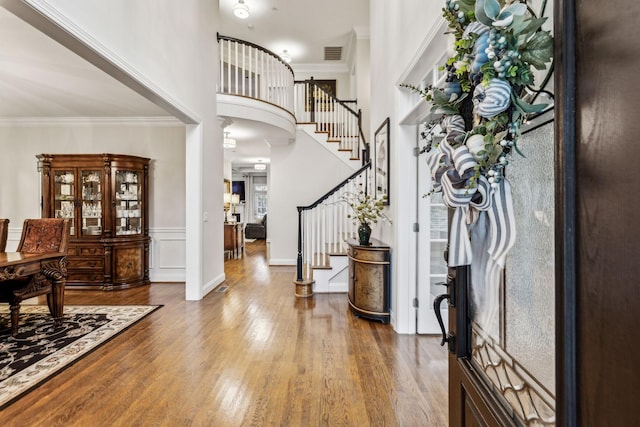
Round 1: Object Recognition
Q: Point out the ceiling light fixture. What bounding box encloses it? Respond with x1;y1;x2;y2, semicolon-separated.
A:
254;160;266;170
223;132;236;148
233;0;250;19
281;50;292;63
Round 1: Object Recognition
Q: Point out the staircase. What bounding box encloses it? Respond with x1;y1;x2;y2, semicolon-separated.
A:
216;36;370;296
293;162;372;297
291;79;371;297
294;79;368;165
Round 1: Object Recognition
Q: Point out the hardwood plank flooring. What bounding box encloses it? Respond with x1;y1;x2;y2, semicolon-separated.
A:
1;240;448;426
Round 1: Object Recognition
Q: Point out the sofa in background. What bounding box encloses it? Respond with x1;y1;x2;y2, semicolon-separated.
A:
245;214;266;239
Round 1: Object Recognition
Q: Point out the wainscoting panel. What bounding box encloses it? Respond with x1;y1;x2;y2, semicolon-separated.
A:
149;228;186;282
6;226;186;283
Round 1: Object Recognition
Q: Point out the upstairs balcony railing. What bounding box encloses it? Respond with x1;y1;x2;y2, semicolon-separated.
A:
217;35;368;163
217;34;295;113
294;79;367;162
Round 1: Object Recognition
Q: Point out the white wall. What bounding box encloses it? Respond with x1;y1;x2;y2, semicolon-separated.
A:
355;36;371;143
18;0;223;299
269;129;357;265
370;0;444;333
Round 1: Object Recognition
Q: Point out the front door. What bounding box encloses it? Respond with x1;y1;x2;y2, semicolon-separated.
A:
446;109;556;426
440;1;557;425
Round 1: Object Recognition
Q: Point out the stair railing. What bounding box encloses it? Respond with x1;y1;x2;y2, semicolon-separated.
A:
217;34;295;113
296;162;372;282
294;79;369;163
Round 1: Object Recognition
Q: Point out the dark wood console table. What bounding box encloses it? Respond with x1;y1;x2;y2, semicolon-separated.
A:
224;223;244;258
0;252;67;332
346;238;390;323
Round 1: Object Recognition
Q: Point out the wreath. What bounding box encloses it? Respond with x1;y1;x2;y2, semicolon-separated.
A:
403;0;553;270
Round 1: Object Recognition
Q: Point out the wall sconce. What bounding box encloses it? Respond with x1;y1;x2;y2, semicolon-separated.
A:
254;160;266;170
223;131;236;149
234;0;250;19
281;50;292;63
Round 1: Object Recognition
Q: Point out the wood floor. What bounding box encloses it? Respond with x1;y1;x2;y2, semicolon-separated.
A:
1;240;448;426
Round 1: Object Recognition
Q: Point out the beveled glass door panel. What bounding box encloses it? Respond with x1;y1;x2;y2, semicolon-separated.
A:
54;170;75;235
81;170;102;236
469;123;556;425
465;1;556;423
115;169;142;235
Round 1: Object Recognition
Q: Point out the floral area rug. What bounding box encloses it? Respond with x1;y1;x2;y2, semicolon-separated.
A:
0;305;161;409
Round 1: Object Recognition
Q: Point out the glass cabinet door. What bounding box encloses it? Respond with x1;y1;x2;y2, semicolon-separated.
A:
81;170;102;236
115;169;142;235
53;170;76;235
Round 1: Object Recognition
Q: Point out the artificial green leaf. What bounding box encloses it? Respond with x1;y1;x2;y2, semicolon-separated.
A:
513;139;526;157
483;0;501;20
431;88;450;105
511;92;547;113
493;12;514;28
435;105;460;115
504;3;528;18
522;17;548;36
520;31;554;70
458;0;476;15
475;0;492;26
510;15;530;35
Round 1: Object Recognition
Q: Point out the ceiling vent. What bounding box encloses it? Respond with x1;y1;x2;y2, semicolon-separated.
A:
324;46;342;61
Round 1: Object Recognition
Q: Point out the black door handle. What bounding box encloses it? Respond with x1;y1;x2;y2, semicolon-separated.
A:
434;279;455;353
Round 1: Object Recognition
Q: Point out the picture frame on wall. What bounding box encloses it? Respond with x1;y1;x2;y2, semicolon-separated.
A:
374;117;390;205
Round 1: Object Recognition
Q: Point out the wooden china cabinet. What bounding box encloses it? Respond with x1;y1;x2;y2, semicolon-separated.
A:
37;153;150;290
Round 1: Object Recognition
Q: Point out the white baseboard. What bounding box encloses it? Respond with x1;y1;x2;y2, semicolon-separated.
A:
269;258;296;266
202;273;226;298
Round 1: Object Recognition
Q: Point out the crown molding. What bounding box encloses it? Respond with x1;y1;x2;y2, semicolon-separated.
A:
0;116;184;127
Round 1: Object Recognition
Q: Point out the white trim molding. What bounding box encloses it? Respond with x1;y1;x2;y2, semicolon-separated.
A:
149;227;186;282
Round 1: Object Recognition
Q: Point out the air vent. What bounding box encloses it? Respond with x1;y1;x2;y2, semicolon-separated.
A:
324;46;342;61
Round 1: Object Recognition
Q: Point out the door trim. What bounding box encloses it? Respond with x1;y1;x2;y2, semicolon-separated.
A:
554;0;578;425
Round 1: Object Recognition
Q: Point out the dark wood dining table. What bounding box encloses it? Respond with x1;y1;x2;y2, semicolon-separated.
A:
0;252;68;328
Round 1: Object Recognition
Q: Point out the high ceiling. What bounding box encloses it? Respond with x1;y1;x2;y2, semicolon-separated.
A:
0;1;370;171
218;0;369;66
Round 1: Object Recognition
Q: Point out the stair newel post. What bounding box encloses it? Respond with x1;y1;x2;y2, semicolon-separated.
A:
309;77;316;123
296;207;303;282
358;109;364;163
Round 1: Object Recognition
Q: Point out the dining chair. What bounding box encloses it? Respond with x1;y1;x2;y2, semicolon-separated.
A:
0;218;8;252
0;218;70;335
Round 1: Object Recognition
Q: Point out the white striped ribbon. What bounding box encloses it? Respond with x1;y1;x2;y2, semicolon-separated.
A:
425;124;516;269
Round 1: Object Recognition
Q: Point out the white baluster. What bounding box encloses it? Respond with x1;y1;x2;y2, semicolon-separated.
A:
242;43;246;96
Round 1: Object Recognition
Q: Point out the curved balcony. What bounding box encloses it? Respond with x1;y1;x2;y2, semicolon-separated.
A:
217;34;296;139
